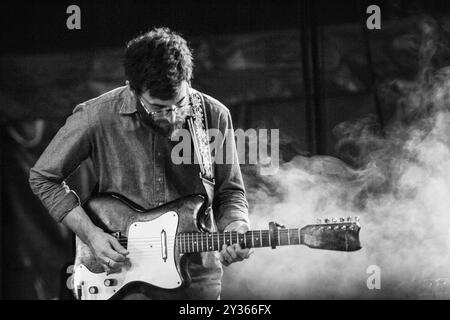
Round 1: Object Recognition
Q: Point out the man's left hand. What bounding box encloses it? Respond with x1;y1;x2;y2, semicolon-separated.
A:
219;223;253;266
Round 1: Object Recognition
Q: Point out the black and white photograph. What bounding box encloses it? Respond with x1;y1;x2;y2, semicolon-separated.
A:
1;0;450;305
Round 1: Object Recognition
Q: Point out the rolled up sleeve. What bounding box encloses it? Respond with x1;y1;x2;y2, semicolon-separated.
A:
212;109;250;232
29;104;92;222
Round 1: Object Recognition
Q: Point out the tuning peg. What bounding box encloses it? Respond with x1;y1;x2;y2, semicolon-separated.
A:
331;217;338;223
339;217;345;222
346;216;352;222
324;218;330;224
316;218;322;224
275;222;286;229
355;216;360;222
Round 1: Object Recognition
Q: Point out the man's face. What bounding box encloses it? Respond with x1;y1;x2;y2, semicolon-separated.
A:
139;81;191;136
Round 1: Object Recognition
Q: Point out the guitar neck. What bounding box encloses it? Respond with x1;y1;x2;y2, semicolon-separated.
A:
177;229;303;254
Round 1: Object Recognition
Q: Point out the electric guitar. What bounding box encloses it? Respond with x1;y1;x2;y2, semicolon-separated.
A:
72;193;361;300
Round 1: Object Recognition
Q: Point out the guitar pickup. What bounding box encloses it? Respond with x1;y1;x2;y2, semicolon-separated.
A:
161;229;168;262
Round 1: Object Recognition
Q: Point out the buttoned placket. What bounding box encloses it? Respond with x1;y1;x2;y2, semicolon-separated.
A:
153;134;166;207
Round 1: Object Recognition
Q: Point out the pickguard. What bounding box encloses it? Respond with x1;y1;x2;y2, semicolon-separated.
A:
73;211;182;300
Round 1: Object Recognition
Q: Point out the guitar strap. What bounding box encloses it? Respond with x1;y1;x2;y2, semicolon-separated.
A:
187;90;215;211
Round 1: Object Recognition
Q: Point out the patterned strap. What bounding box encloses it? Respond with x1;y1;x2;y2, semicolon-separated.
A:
187;91;215;186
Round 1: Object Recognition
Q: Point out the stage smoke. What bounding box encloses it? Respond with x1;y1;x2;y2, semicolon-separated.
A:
222;16;450;299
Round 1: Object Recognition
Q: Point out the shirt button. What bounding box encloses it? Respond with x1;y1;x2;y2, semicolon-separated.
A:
157;177;163;182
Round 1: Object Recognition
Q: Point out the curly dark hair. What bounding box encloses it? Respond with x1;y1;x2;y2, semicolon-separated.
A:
124;27;193;100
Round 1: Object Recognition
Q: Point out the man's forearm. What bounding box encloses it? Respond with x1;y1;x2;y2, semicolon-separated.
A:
61;205;102;244
213;188;250;232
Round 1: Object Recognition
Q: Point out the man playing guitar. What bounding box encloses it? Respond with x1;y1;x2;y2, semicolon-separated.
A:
29;27;251;300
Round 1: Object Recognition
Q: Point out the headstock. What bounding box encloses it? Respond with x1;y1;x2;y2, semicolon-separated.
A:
301;216;361;251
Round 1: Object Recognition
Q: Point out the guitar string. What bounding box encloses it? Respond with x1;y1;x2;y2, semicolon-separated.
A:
112;231;300;242
112;229;292;239
115;235;283;243
115;234;300;245
114;233;295;240
116;235;295;244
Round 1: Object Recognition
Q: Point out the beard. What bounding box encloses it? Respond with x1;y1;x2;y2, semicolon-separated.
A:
149;111;189;139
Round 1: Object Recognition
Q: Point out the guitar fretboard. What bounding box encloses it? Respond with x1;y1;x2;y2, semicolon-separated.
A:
176;229;302;254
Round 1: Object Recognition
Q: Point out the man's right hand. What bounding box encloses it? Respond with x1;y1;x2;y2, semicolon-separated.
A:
61;205;130;272
86;229;129;271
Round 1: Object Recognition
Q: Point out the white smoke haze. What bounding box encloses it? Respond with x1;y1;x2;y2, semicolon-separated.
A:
222;19;450;299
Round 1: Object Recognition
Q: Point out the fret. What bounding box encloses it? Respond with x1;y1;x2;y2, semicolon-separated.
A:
298;228;301;245
188;233;190;253
259;230;264;247
216;232;219;250
187;233;190;253
206;232;209;251
222;232;226;248
183;233;186;253
253;231;261;247
278;229;283;245
262;230;270;247
245;232;252;249
196;233;199;252
288;229;290;245
279;229;291;245
191;233;194;252
244;231;247;248
268;229;271;248
201;233;204;252
180;234;183;253
290;228;300;245
251;231;255;247
229;231;232;245
208;233;213;251
213;232;219;250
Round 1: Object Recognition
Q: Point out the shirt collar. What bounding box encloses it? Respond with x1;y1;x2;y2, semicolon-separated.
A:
119;84;138;115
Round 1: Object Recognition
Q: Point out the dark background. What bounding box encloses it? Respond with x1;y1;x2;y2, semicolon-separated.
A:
1;0;450;299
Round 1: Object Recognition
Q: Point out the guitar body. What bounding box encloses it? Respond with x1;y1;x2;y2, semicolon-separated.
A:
72;193;209;300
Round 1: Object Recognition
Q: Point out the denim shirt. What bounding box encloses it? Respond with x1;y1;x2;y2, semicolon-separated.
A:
29;85;249;299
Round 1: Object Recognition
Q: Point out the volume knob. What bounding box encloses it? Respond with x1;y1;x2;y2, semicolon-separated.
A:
88;286;98;294
104;279;117;287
